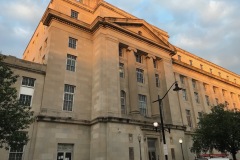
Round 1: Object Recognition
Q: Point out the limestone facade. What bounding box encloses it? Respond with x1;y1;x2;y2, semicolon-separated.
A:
1;0;240;160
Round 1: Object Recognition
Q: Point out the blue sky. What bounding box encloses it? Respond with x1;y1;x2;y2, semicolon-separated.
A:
0;0;239;74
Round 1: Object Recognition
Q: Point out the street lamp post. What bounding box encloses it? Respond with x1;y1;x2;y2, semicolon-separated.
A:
152;81;182;160
179;138;185;160
138;134;142;160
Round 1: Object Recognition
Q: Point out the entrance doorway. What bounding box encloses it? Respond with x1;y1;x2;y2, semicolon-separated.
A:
148;138;158;160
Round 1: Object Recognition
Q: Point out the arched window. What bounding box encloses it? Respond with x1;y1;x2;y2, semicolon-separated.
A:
120;90;126;114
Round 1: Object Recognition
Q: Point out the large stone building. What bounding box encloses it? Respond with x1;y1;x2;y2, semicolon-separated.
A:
1;0;240;159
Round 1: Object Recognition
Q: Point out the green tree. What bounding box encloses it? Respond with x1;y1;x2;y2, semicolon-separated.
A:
0;55;34;150
191;104;240;160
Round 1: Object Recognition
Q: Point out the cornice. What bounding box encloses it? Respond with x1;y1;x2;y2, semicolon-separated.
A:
176;46;240;79
42;9;176;55
173;59;240;88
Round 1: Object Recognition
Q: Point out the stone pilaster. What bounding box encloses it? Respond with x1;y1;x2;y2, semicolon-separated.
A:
146;54;159;117
126;47;139;114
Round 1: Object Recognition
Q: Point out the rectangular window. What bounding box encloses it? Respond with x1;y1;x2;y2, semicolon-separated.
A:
200;64;203;70
63;84;75;111
171;148;176;160
22;77;35;87
186;109;192;127
180;75;185;84
136;68;144;83
210;68;212;74
71;10;78;19
138;94;147;116
213;87;217;94
129;147;134;160
135;54;142;63
119;63;124;78
178;55;181;61
8;145;24;160
68;37;77;49
182;89;187;101
215;98;219;105
155;74;160;87
198;112;203;119
120;90;126;114
203;83;207;91
205;95;210;106
192;79;196;89
119;47;123;57
222;89;225;96
57;144;73;160
153;60;158;68
194;92;199;103
66;54;77;72
189;60;192;66
19;94;32;106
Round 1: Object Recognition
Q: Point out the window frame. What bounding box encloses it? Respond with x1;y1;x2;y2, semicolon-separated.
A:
205;95;210;106
71;9;78;19
66;54;77;72
22;77;35;87
186;109;192;127
136;68;144;83
155;74;160;87
119;63;124;78
63;84;75;111
19;94;32;106
120;90;126;114
135;54;142;63
138;94;147;116
182;89;187;101
194;92;200;103
8;145;24;160
68;37;77;49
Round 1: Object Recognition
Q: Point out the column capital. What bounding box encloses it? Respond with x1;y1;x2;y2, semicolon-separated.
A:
146;54;156;60
127;46;137;53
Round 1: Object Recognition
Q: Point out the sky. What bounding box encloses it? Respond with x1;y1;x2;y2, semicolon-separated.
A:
0;0;239;74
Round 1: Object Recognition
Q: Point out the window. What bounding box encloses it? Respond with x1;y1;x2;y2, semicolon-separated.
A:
222;90;225;96
68;37;77;49
66;54;77;72
225;101;228;106
182;89;187;101
63;84;75;111
178;55;181;61
22;77;35;87
71;10;78;19
119;47;123;57
180;75;185;84
200;64;203;70
227;76;229;80
198;112;203;119
213;87;217;94
136;68;144;83
215;98;219;105
19;94;32;106
218;72;221;77
192;79;196;89
57;144;73;160
153;59;158;68
194;92;199;103
205;95;210;106
129;134;133;143
138;94;147;116
189;60;192;66
8;145;24;160
120;90;126;114
135;54;142;63
129;147;134;160
186;109;192;127
171;148;176;160
119;63;124;78
155;74;160;87
210;68;212;74
203;83;207;91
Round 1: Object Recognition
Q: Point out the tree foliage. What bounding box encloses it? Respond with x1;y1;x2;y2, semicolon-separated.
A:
191;104;240;160
0;55;34;150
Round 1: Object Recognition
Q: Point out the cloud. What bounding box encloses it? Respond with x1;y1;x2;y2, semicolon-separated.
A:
1;0;240;74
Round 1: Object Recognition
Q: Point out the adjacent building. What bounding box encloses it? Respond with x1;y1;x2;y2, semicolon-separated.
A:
1;0;240;159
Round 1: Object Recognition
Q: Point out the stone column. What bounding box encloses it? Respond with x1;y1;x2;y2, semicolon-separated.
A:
127;47;139;114
146;54;159;117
